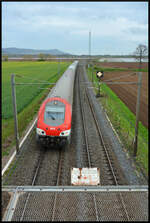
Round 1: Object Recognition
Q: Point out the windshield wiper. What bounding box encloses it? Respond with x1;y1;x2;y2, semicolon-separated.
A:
50;115;55;120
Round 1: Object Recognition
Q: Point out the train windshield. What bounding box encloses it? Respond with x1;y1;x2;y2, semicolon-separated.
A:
44;100;65;126
45;106;65;120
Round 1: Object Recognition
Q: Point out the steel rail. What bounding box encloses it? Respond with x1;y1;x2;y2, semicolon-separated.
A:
51;150;63;221
85;89;118;185
85;87;130;221
78;67;99;221
20;147;63;221
19;150;45;221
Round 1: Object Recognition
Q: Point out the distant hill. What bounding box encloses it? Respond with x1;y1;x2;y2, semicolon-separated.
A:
2;47;71;56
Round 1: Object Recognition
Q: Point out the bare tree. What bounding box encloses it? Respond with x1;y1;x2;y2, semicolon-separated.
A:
133;44;148;70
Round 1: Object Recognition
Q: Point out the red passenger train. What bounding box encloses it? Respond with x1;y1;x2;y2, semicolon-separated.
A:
36;97;72;146
36;60;78;147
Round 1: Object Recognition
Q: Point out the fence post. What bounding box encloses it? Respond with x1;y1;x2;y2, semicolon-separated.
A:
11;74;19;154
133;72;142;157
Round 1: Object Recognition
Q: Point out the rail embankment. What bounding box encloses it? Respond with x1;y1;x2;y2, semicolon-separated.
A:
87;63;148;178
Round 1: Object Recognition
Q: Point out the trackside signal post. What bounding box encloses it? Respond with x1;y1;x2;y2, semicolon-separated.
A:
11;74;19;154
96;71;104;97
96;79;101;97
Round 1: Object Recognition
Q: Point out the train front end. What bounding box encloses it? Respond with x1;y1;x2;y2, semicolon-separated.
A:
36;97;72;147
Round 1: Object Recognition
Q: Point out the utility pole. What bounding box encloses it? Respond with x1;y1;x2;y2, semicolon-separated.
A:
89;31;91;58
133;72;142;157
11;74;19;154
96;79;100;97
89;30;92;80
89;31;91;68
58;58;60;76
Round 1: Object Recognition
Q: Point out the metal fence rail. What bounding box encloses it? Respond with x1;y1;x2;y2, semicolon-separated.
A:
2;186;148;221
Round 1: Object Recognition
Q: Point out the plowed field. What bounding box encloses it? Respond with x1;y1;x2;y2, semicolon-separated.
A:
97;62;148;128
97;61;148;70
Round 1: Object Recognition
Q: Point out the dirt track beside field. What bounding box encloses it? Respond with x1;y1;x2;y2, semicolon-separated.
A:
96;62;148;128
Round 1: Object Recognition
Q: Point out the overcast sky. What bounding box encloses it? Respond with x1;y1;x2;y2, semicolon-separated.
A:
2;1;148;55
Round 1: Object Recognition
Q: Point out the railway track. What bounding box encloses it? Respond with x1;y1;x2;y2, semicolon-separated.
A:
19;148;45;221
77;63;130;220
51;149;64;221
19;146;64;221
78;67;99;221
78;64;126;185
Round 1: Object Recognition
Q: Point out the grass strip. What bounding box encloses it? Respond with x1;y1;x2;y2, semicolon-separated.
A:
87;68;148;176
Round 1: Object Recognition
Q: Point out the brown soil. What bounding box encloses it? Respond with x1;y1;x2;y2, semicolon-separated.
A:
95;61;148;70
100;68;148;128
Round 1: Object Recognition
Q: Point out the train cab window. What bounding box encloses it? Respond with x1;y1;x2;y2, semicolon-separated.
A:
44;101;66;126
45;106;65;120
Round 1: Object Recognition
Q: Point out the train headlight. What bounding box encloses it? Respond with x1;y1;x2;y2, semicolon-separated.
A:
36;128;46;136
60;129;71;136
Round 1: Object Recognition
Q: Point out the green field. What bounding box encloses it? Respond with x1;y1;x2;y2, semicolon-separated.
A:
2;61;71;119
87;66;148;177
2;61;71;155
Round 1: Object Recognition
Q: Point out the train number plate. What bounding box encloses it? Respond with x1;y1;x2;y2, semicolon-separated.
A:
71;168;100;185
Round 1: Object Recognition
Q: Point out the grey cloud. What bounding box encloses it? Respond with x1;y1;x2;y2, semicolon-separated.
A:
126;26;147;35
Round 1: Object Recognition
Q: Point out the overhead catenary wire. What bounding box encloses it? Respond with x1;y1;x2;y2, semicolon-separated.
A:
15;60;61;83
3;63;68;104
2;65;56;103
97;92;147;145
89;77;148;145
14;60;70;85
2;69;60;118
82;73;147;144
15;73;58;84
15;82;56;85
101;81;138;85
14;61;69;84
38;88;53;90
